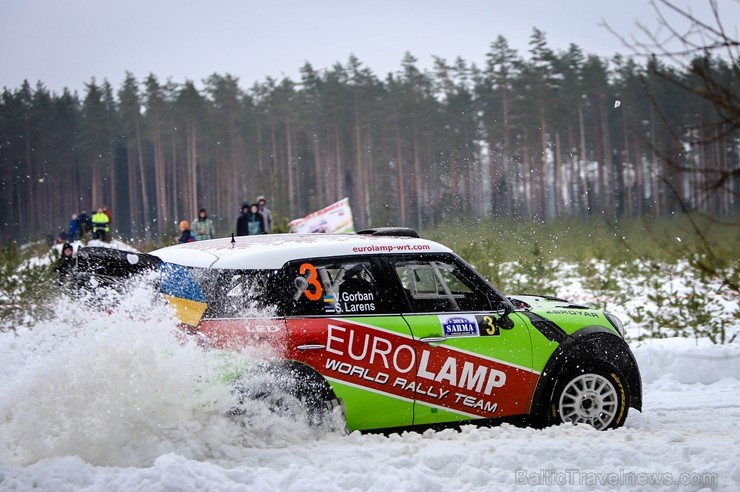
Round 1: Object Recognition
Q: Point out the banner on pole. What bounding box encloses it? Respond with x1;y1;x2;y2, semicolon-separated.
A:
288;198;355;234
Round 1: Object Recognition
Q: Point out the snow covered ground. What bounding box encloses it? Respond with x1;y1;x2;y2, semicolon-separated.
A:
1;273;739;491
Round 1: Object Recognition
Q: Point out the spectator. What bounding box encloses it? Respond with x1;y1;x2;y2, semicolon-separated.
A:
68;213;79;241
257;195;273;233
192;208;215;241
102;205;112;230
236;203;250;236
77;209;92;239
178;220;195;243
56;242;75;287
246;203;266;235
91;207;110;241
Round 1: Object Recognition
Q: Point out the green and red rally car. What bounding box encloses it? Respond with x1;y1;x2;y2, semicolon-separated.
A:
149;228;642;432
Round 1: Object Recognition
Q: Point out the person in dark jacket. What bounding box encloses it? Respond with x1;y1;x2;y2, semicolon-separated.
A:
235;203;250;236
256;196;273;233
102;205;112;229
246;203;265;235
56;243;75;287
178;221;195;243
76;209;92;239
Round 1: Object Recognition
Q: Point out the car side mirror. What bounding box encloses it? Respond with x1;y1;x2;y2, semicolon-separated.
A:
495;304;515;329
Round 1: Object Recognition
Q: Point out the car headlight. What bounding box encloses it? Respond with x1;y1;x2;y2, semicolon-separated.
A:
604;312;625;338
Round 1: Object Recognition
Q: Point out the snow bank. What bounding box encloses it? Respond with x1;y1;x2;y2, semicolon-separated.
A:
633;338;740;385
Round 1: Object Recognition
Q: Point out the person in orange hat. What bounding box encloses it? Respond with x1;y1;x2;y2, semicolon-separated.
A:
178;220;195;243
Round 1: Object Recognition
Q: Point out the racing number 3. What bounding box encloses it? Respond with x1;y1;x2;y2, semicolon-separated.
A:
479;315;500;336
300;263;323;301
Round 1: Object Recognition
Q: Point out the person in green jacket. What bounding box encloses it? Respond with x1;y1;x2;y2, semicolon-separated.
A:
191;208;215;241
91;207;110;242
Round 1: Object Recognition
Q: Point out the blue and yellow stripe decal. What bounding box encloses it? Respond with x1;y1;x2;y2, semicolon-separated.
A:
160;262;207;326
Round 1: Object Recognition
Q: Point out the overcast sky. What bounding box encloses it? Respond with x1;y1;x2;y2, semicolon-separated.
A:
2;0;739;95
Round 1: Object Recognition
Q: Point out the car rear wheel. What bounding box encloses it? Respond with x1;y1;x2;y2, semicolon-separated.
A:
230;365;343;429
550;366;629;430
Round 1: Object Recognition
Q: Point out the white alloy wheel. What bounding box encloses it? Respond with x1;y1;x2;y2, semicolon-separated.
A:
557;373;619;430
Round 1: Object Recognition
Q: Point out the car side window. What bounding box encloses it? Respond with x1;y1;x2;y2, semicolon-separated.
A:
285;259;389;316
194;268;282;318
392;257;492;313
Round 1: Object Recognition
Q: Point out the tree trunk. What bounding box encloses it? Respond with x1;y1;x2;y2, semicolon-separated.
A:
136;121;151;240
538;107;548;220
353;92;366;227
287;121;295;218
599;94;614;217
312;129;323;209
554;131;561;217
127;146;138;235
187;118;198;227
395;123;406;226
412;127;422;230
153;119;168;233
578;100;589;218
24;119;34;233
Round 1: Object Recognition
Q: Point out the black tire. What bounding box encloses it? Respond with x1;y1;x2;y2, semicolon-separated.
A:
252;387;341;428
549;364;630;430
230;364;342;428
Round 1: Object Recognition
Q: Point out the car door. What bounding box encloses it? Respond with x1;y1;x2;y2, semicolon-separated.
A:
282;256;416;431
385;254;540;426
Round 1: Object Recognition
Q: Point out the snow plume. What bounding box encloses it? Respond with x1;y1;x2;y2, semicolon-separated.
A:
0;276;336;467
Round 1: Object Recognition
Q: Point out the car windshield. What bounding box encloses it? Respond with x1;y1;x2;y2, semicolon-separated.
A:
392;257;494;312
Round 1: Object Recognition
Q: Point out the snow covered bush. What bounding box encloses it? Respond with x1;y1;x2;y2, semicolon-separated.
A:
566;259;738;344
0;242;56;333
628;261;738;344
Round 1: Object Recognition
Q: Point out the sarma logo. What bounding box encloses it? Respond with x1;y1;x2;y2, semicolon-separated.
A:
440;315;478;336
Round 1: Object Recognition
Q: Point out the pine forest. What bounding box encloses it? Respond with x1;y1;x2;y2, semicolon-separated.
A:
1;31;738;242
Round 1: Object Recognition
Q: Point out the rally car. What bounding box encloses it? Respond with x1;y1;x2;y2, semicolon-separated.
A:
148;228;642;432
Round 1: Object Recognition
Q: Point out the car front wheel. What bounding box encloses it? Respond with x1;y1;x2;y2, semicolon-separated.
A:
550;366;629;430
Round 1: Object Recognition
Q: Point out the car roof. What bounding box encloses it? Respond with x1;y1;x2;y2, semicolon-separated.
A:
149;233;452;270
